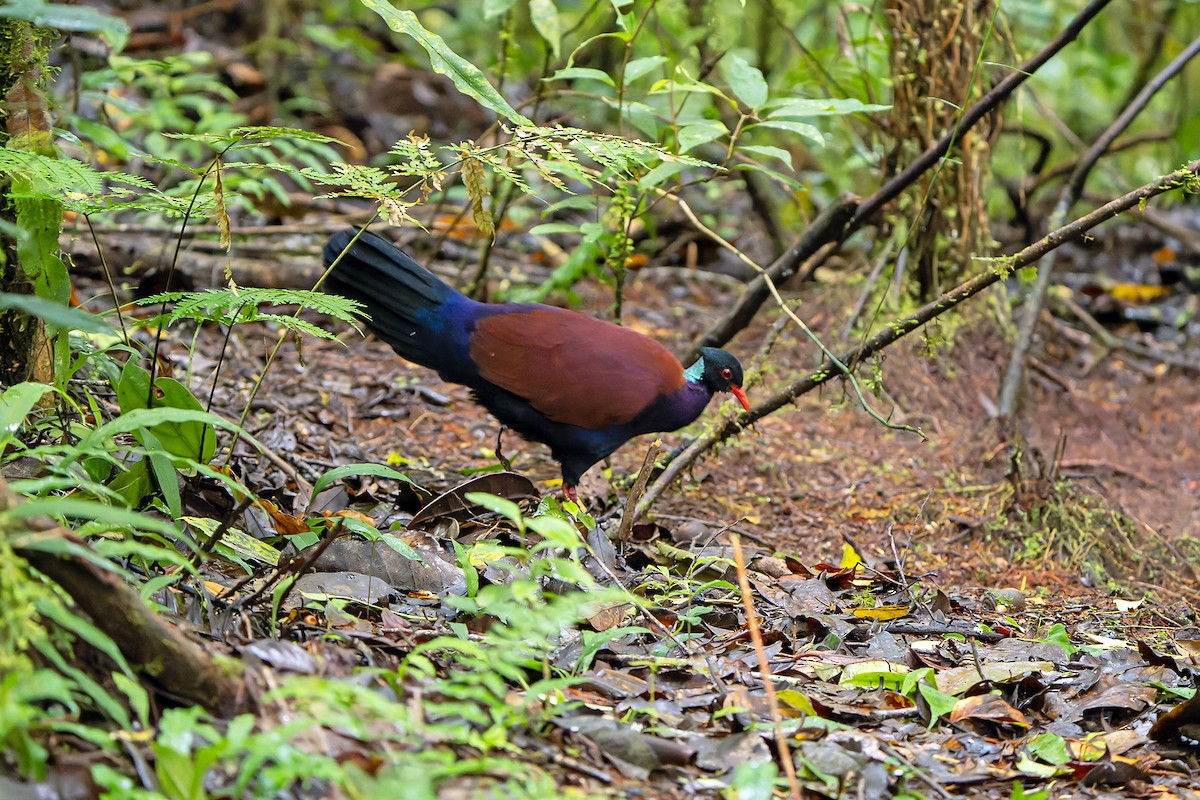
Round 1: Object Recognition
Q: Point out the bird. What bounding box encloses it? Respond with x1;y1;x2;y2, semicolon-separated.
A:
322;229;750;503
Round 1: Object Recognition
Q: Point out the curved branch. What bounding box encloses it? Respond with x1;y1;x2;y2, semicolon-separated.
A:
636;159;1200;519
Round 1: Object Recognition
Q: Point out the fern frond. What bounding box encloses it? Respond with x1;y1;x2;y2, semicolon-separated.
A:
228;126;346;147
137;288;364;338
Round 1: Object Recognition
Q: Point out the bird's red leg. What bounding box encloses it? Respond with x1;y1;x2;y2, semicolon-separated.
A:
494;425;513;472
563;484;579;505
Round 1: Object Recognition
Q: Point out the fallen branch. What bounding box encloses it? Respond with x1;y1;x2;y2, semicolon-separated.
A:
3;479;245;717
636;159;1200;518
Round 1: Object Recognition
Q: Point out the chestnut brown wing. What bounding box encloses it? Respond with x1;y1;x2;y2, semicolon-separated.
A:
469;309;684;431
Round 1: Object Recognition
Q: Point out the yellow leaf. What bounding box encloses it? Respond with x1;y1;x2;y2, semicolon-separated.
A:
851;604;909;621
776;689;816;715
1108;283;1170;304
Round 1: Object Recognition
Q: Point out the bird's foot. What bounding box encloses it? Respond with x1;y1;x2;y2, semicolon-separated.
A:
563;484;580;506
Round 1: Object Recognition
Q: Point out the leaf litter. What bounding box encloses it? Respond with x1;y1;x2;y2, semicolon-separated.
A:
97;297;1198;800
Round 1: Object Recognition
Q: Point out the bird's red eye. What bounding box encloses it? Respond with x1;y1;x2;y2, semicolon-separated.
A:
721;368;733;380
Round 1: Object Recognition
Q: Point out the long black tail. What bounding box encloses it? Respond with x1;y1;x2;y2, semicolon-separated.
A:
322;230;464;369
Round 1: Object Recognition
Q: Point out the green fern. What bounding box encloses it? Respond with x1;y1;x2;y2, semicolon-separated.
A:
137;288;363;340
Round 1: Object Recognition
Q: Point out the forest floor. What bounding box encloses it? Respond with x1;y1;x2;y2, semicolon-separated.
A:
130;233;1200;798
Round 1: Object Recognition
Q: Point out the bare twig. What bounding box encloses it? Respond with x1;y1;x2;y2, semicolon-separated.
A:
615;439;662;542
730;534;801;800
669;194;921;439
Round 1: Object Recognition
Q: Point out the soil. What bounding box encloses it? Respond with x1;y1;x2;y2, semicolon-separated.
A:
200;252;1200;603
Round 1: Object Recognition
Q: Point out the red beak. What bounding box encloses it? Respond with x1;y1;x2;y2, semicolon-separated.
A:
730;385;750;411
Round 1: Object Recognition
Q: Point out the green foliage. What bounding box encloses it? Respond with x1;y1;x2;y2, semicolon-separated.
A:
1025;732;1070;766
1009;781;1051;800
0;668;74;779
360;1;532;127
0;523;148;781
0;0;128;51
87;678;567;799
900;667;958;727
724;759;779;800
1038;623;1077;656
0;1;1193;794
137;286;362;340
76;52;244;167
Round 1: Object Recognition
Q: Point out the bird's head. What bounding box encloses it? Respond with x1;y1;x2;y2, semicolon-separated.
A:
688;347;750;411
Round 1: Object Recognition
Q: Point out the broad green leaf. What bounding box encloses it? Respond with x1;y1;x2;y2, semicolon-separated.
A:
380;533;425;563
140;428;182;520
547;67;615;87
529;222;584;236
2;496;181;539
0;382;54;450
719;52;768;109
1015;754;1068;779
840;659;909;688
0;0;129;52
74;408;252;474
728;760;777;800
529;0;561;58
624;55;666;83
648;78;727;101
732;160;805;190
611;0;634;32
776;688;816;714
637;160;688;189
329;514;382;540
749;118;824;145
542;555;591;584
116;362;216;462
360;1;532;127
1027;732;1071;766
1041;622;1078;654
677;119;728;153
182;516;281;567
526;515;580;548
464;491;524;529
621;100;660;139
901;666;935;696
0;292;114;334
310;463;416;506
737;144;794;170
918;682;958;725
108;459;154;509
766;97;891;118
